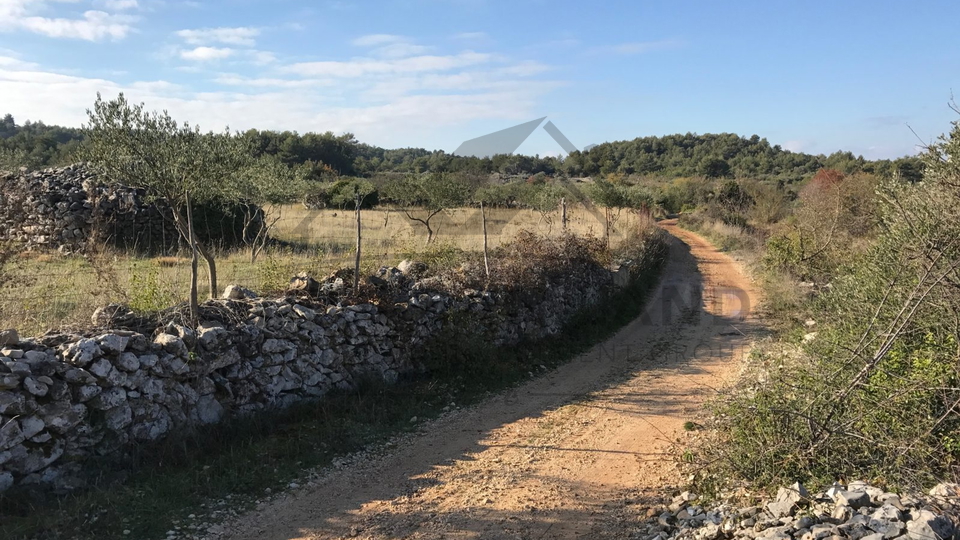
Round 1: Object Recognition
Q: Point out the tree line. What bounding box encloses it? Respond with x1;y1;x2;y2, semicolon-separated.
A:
1;111;923;182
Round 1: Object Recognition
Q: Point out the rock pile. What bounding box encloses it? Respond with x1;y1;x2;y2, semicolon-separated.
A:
0;164;178;253
0;258;616;494
0;164;257;253
638;482;959;540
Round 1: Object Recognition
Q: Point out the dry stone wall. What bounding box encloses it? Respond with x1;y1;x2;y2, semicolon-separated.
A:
0;164;258;253
0;164;180;253
0;260;616;494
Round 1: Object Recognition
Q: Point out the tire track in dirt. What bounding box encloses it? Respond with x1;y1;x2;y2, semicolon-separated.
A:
219;221;761;540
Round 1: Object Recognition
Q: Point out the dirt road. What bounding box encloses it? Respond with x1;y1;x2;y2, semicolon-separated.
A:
220;222;761;540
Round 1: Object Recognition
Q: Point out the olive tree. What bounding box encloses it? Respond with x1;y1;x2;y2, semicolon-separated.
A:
80;93;249;319
384;172;471;245
232;155;311;262
588;178;631;247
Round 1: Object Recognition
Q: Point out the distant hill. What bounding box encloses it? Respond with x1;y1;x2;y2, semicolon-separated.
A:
561;132;923;182
0;113;922;182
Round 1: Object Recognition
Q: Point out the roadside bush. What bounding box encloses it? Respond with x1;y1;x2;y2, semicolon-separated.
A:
693;120;960;493
663;177;712;214
743;180;788;224
761;172;880;285
485;231;610;291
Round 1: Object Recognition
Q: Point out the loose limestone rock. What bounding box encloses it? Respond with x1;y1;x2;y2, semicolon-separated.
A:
222;284;257;300
0;330;18;347
636;482;956;540
907;509;954;540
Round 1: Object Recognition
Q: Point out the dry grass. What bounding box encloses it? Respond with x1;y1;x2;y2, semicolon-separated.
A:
153;256;184;268
0;205;650;337
267;204;642;251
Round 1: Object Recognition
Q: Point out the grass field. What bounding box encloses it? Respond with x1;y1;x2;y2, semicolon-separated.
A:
0;205;650;336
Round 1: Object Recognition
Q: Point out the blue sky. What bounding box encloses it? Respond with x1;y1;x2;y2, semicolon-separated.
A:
1;0;958;159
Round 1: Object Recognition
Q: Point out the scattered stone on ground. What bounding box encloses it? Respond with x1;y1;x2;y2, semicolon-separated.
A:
634;482;959;540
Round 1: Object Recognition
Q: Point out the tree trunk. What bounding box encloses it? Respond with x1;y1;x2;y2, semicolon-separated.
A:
481;201;490;281
184;194;199;323
604;207;611;248
196;242;218;300
242;206;254;258
251;206;279;264
425;222;434;246
354;193;362;291
560;197;568;231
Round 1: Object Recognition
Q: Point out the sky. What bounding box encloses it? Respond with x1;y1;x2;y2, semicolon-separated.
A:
1;0;958;159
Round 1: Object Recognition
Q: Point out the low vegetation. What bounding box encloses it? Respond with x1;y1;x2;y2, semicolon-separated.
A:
682;116;960;494
0;221;668;540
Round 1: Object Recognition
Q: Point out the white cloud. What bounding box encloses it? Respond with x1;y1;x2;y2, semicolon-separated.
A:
352;34;431;59
213;74;334;89
783;140;809;153
0;34;559;149
248;50;277;65
19;10;133;40
0;55;39;69
0;2;136;41
128;80;181;92
174;28;273;66
98;0;138;10
351;34;405;47
176;27;260;46
373;42;431;59
180;46;234;61
498;61;551;76
284;51;493;78
590;39;684;56
307;92;545;145
0;65;318;132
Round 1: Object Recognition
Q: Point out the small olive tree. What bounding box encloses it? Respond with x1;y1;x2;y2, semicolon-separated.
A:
80;93;249;319
384;172;471;245
588;178;631;247
232;155;311;262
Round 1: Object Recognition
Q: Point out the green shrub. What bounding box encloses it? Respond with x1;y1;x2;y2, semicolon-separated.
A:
693;120;960;493
128;261;177;313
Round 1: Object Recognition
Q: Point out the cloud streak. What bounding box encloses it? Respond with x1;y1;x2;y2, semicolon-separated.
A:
351;34;432;59
180;46;235;61
176;27;260;47
587;39;684;56
283;51;493;78
0;1;136;41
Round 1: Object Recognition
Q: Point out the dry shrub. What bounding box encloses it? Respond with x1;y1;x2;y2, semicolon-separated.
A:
744;180;788;225
763;172;880;284
486;231;610;292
